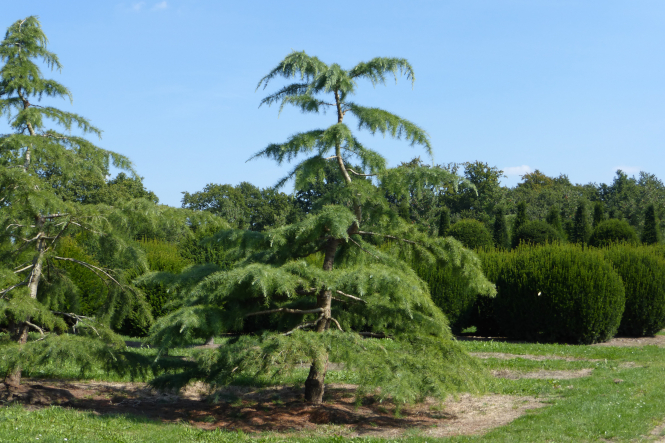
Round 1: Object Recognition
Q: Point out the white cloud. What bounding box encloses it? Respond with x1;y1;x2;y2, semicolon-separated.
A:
613;165;641;175
503;165;532;177
131;2;145;11
152;1;168;10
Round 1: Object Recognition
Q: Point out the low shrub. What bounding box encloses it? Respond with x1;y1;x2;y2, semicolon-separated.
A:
511;220;563;248
448;219;494;250
589;219;639;247
493;244;625;344
603;246;665;336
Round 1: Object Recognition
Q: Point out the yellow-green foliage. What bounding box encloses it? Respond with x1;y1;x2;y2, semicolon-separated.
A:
602;245;665;337
140;238;191;273
494;244;625;344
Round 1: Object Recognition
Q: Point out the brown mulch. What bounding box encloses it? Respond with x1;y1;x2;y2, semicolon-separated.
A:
0;380;546;438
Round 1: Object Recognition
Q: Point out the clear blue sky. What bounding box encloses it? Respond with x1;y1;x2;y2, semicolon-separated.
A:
3;1;664;206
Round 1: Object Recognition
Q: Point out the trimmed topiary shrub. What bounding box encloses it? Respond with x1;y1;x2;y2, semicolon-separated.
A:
511;220;563;248
416;264;478;334
603;245;665;336
448;219;494;250
469;248;510;336
589;219;639;247
493;244;625;344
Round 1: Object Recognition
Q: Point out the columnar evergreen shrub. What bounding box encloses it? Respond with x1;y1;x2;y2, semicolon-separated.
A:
493;244;625;344
448;219;494;250
545;206;564;237
593;201;605;228
603;246;665;336
512;202;528;245
642;204;660;245
589;219;639;247
511;220;563;248
571;201;592;244
492;207;510;249
438;206;451;237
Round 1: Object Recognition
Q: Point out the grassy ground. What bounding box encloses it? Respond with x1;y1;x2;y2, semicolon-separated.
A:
2;337;665;442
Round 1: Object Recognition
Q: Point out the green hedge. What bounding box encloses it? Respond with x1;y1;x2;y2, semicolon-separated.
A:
603;246;665;336
589;219;639;247
493;244;625;344
511;220;563;248
469;248;509;336
448;219;494;250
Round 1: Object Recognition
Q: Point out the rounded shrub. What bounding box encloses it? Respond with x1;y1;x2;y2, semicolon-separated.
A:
493;244;625;344
511;220;563;248
448;219;494;250
603;245;665;336
589;219;639;247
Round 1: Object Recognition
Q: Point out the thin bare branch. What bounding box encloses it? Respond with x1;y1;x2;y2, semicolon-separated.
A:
330;317;343;332
13;264;34;274
348;236;381;261
25;320;45;336
347;168;376;177
356;231;418;245
335;290;367;304
245;307;323;318
282;321;317;336
53;256;120;286
358;332;392;338
52;311;101;337
0;280;28;296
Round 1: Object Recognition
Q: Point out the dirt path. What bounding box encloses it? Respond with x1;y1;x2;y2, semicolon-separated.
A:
1;380;546;438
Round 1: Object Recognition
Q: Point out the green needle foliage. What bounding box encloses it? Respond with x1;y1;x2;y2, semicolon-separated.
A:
438;205;451;237
571;201;592;244
146;51;493;405
545;205;564;237
492;206;510;249
593;201;605;228
642;204;660;245
0;17;157;392
511;201;528;246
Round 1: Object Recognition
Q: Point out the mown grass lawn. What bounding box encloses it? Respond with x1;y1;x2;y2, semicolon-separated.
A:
2;337;665;442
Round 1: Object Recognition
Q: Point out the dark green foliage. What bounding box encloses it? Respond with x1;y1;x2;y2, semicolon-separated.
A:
469;248;510;336
642;204;660;245
492;207;510;249
603;246;665;337
571;201;592;244
511;201;528;245
511;220;563;248
545;206;564;237
593;201;605;228
493;244;625;344
448;219;494;250
589;219;639;247
438;206;451;237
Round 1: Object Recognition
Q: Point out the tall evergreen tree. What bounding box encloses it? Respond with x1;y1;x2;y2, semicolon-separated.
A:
593;201;605;228
511;201;528;245
492;206;510;249
438;206;451;237
545;205;564;236
571;201;592;244
0;17;151;394
642;204;660;245
146;51;493;404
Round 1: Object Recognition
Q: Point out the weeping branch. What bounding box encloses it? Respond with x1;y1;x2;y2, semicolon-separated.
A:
330;317;343;332
347;168;376;177
348;236;380;261
245;307;323;318
52;311;100;337
52;256;120;286
335;290;366;304
25;320;45;336
357;231;418;245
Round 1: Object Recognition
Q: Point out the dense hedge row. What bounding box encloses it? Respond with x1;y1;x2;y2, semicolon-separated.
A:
420;243;665;344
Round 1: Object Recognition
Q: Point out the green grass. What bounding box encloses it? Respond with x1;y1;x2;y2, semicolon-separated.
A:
5;337;665;442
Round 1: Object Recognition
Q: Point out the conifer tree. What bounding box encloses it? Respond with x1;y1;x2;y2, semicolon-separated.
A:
438;206;451;237
593;201;605;228
571;201;592;244
545;205;564;236
511;201;528;246
642;204;660;245
492;206;510;249
146;51;493;404
0;17;151;394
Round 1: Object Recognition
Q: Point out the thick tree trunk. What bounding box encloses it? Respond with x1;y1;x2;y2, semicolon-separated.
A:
4;321;29;395
304;238;339;403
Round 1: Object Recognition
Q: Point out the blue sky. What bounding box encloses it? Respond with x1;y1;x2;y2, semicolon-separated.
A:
3;1;665;206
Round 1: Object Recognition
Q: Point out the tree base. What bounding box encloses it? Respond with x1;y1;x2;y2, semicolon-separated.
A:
304;356;328;404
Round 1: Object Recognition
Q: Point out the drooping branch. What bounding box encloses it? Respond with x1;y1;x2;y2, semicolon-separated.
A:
335;290;366;304
245;307;323;318
24;320;45;336
356;231;418;245
52;311;100;337
347;168;376;177
348;236;380;261
330;317;343;332
0;280;28;297
52;256;120;286
358;332;392;338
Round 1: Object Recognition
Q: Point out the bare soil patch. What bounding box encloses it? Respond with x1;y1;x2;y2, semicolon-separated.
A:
471;352;601;362
492;369;593;380
0;380;546;438
592;335;665;347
